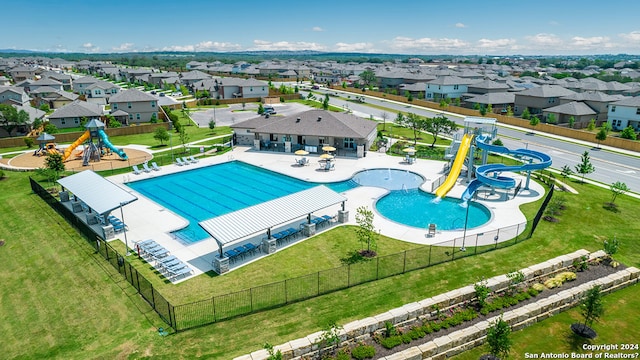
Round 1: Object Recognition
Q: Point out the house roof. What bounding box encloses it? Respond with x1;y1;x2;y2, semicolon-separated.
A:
179;70;211;80
610;96;640;107
108;88;156;103
543;101;596;116
427;76;474;86
465;92;515;105
561;91;622;102
58;170;137;215
467;79;510;91
49;100;103;119
232;109;378;139
73;76;99;84
516;84;576;98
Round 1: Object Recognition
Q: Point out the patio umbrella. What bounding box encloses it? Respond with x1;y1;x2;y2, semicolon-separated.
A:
402;147;416;153
322;146;336;152
294;149;309;155
319;153;334;160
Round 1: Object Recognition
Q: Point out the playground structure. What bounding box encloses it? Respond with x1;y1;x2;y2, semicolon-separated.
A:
33;132;61;157
435;117;552;201
62;118;128;165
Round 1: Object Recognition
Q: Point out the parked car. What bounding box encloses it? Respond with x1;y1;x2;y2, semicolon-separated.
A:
311;85;320;90
150;90;157;95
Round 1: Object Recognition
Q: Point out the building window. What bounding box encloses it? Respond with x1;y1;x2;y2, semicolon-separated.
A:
636;108;640;115
129;114;133;120
61;119;66;125
343;137;355;149
127;102;131;109
454;85;459;90
136;113;140;120
151;101;155;108
548;97;557;104
318;137;325;145
611;106;616;112
113;104;118;110
74;119;79;124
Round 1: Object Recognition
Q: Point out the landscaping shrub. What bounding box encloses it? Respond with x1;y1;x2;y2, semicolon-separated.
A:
378;335;403;349
351;344;375;359
531;283;545;293
559;271;577;282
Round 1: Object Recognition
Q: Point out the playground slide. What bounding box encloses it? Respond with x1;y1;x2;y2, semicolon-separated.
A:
434;133;474;198
461;137;552;201
62;130;90;161
98;129;128;160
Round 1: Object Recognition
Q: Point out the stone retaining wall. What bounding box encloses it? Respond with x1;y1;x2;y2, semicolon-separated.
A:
234;250;637;360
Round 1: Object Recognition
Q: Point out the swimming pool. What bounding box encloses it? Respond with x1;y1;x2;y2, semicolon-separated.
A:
127;162;490;243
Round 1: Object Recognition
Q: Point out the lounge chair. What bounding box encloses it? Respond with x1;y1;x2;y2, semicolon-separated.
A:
188;155;199;164
142;162;152;173
181;157;191;165
151;162;161;171
297;157;308;166
132;165;142;175
176;158;186;166
427;223;437;237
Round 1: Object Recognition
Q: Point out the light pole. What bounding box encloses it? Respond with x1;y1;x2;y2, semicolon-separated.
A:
461;201;470;252
169;131;174;162
119;202;130;256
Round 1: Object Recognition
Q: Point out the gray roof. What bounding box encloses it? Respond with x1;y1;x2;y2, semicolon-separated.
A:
610;96;640;107
179;70;211;80
466;92;515;105
73;76;99;84
467;79;510;91
516;84;576;98
58;170;137;215
544;101;596;116
31;78;62;86
200;185;346;248
49;100;103;119
232;109;378;139
561;91;622;102
108;88;156;103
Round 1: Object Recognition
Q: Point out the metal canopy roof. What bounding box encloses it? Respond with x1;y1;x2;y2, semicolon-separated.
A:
57;170;137;215
199;185;347;248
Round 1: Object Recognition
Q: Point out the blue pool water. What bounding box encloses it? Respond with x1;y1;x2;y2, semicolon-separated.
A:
127;162;490;243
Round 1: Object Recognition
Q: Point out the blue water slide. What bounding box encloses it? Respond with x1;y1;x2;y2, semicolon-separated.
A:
98;129;128;160
462;137;552;199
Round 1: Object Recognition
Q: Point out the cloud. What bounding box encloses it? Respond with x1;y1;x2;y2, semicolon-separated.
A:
161;41;242;52
570;36;612;49
249;40;327;51
81;42;100;52
112;43;134;52
333;42;376;53
386;36;469;53
619;31;640;42
477;38;517;50
312;26;324;32
525;33;563;46
455;23;466;28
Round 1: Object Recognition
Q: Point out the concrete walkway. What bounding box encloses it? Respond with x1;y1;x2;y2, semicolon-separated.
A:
107;146;544;282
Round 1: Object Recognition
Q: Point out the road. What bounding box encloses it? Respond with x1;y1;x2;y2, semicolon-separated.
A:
298;86;640;192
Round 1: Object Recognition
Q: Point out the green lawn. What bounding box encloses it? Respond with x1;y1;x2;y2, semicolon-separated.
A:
3;168;640;359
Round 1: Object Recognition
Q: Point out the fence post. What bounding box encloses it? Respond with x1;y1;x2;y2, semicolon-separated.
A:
347;264;351;287
428;245;432;266
317;271;320;296
474;234;479;255
284;279;288;304
403;250;407;273
376;257;380;279
212;296;216;322
250;287;254;312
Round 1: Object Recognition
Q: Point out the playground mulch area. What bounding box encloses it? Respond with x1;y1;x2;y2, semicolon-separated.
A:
6;148;152;171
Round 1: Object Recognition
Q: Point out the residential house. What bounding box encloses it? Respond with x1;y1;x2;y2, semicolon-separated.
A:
84;80;120;105
513;85;576;116
542;101;597;127
179;70;212;86
559;91;624;123
0;76;11;86
425;76;474;101
607;97;640;131
48;100;103;129
232;110;378;158
215;78;269;99
464;93;516;114
0;86;30;106
8;66;37;82
31;87;79;109
72;76;100;94
41;71;73;91
28;77;64;93
108;89;158;124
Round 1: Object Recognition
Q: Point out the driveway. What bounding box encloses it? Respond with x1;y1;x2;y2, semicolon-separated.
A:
189;102;311;127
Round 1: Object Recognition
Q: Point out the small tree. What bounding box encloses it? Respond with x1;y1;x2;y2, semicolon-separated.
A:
257;103;264;115
316;322;343;358
521;108;531;120
424;115;458;147
575;151;595;183
486;315;512;359
400;112;425;146
572;285;604;338
178;125;189;153
486;103;493;114
492;138;504;146
568;116;576;128
208;119;216;132
620;125;637;140
322;94;330;110
380;111;389;131
546;113;556;124
609;181;629;204
595;128;607;148
506;105;513;117
529;115;540;127
479;105;487;116
560;165;574;179
603;237;619;260
587;118;596;131
474;278;490;310
153;127;169;145
43;122;58;134
355;206;377;257
24;137;35;148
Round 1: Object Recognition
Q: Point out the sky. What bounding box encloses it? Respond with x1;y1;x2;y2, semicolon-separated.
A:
4;0;640;56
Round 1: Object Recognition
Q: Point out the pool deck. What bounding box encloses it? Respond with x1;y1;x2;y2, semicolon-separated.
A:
107;146;544;282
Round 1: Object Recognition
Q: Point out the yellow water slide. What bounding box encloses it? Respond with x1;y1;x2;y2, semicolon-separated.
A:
62;130;90;161
434;133;474;198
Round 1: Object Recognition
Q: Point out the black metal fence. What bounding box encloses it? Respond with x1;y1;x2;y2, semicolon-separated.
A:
30;177;177;328
31;171;554;332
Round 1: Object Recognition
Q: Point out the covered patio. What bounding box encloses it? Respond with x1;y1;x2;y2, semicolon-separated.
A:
199;185;348;274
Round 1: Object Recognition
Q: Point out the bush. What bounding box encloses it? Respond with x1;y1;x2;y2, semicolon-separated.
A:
378;335;402;349
559;271;577;282
0;169;5;179
351;344;375;359
532;283;546;292
24;137;35;148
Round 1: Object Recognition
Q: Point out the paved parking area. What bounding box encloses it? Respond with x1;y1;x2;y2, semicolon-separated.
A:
189;102;310;127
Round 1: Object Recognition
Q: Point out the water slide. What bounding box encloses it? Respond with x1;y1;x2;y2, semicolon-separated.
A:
434;133;474;198
62;130;90;161
98;129;128;160
461;137;552;201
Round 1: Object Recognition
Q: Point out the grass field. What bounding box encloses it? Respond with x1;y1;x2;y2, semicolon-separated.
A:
2;166;639;359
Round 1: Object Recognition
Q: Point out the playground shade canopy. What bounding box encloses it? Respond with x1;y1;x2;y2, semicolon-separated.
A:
57;170;137;215
200;185;346;253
